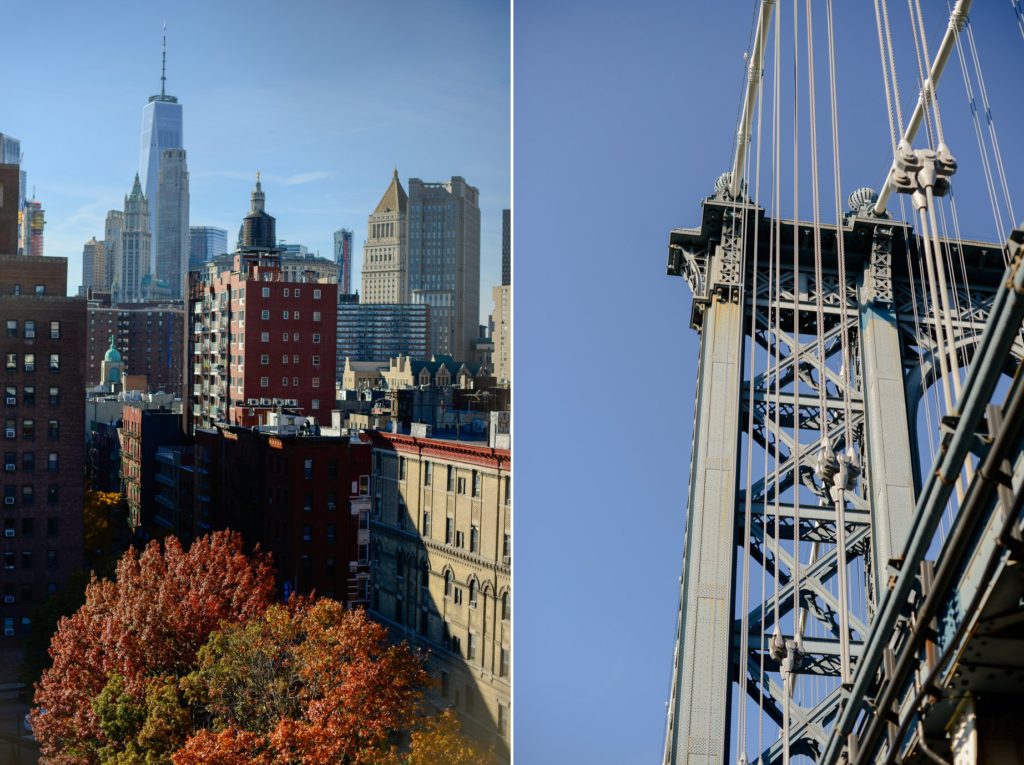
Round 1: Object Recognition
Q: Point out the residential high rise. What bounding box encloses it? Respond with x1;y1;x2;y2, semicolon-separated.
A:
0;255;86;638
333;228;353;294
81;238;106;293
188;226;227;269
491;285;510;385
186;184;336;433
139;28;183;248
501;208;510;286
367;432;511;758
361;170;407;304
407;177;481;360
104;211;124;295
116;175;151;304
0;164;17;255
21;199;44;257
154;148;189;298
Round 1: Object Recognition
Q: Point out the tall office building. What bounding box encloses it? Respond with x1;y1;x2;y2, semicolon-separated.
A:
81;238;106;293
154;148;189;299
333;228;353;294
407;177;481;360
501;208;510;286
491;285;510;385
116;175;151;304
189;226;227;270
104;211;124;296
361;170;407;304
139;28;183;249
21;199;44;257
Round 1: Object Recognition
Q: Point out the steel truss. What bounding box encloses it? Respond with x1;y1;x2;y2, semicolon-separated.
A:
663;192;1019;764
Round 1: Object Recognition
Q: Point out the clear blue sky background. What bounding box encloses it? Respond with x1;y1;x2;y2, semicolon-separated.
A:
515;1;1023;763
0;0;509;314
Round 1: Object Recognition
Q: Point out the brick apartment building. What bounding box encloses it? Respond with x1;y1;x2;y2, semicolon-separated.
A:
86;297;184;395
0;253;86;637
194;425;371;603
119;405;186;530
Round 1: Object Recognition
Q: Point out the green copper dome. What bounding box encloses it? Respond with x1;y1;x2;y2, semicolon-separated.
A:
103;335;121;363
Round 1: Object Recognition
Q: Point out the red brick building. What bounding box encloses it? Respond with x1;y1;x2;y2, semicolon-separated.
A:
86;298;185;395
0;255;86;637
186;251;338;433
193;425;371;603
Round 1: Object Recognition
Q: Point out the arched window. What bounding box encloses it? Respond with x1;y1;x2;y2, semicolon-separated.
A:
469;579;478;607
502;590;510;621
445;570;454;598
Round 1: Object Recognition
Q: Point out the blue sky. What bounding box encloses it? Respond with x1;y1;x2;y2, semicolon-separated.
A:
0;0;509;312
515;1;1023;763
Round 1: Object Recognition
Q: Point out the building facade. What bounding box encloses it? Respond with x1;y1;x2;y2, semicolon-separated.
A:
155;148;189;299
491;285;510;385
362;171;407;304
86;299;185;396
81;238;106;294
407;177;481;360
104;211;124;294
119;405;186;529
21;199;44;258
116;176;151;304
333;227;353;295
139;35;184;248
0;255;86;640
189;226;227;270
336;302;429;373
367;432;511;757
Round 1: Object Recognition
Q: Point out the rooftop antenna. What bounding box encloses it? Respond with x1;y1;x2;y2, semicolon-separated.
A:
161;22;167;98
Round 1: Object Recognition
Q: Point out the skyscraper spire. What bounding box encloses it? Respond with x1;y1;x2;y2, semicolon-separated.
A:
161;22;167;99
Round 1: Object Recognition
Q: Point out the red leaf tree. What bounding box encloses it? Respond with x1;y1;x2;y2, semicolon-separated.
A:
33;531;275;765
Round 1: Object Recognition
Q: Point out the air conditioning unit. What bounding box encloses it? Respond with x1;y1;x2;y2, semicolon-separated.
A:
3;498;13;505
2;596;12;604
3;627;13;637
4;464;14;472
3;529;13;537
327;501;336;511
4;397;14;405
247;398;258;406
4;430;14;439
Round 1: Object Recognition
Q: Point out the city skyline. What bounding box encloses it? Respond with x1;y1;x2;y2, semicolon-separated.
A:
0;0;509;318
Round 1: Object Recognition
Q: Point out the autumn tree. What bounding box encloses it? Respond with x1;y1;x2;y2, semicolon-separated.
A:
172;600;430;765
33;531;275;765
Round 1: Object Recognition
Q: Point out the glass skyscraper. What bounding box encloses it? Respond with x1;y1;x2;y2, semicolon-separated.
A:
188;226;227;269
139;31;183;248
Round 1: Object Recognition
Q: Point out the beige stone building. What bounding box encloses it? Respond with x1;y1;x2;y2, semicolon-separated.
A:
381;354;486;391
361;170;407;304
490;285;510;385
340;357;386;390
366;432;510;759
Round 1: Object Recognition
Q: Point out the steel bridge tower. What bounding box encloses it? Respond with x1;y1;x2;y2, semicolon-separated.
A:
662;182;1022;763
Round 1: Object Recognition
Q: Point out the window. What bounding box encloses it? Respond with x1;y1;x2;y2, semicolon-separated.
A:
312;377;320;388
283;288;290;298
454;588;463;606
327;458;337;478
22;420;33;440
500;647;509;677
313;311;321;321
3;552;13;570
327;490;337;511
455;530;464;548
293;333;299;341
21;551;32;570
24;321;35;339
445;517;454;545
313;333;321;344
46;550;57;569
48;387;58;406
294;311;300;320
304;459;313;479
262;287;270;297
49;354;59;371
469;580;477;607
312;355;320;366
282;311;289;320
3;420;13;439
48;452;58;472
503;532;511;562
467;632;477;660
261;331;270;342
447;466;454;492
22;453;33;472
292;377;298;387
326;524;336;543
34;285;44;295
422;511;431;536
502;591;510;621
4;388;13;406
260;377;269;388
21;518;33;537
47;485;58;504
294;289;300;298
444;570;453;597
472;470;481;497
23;387;34;406
399;457;406;480
260;354;269;365
49;321;60;339
4;321;15;338
313;289;321;299
311;399;319;410
423;462;432;486
282;332;289;341
23;354;33;372
282;378;288;387
498;704;508;736
326;556;337;576
261;310;270;320
4;353;14;371
21;486;33;506
457;477;466;495
302;525;312;543
48;420;58;440
470;524;479;553
282;354;289;365
291;355;299;365
3;452;13;470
